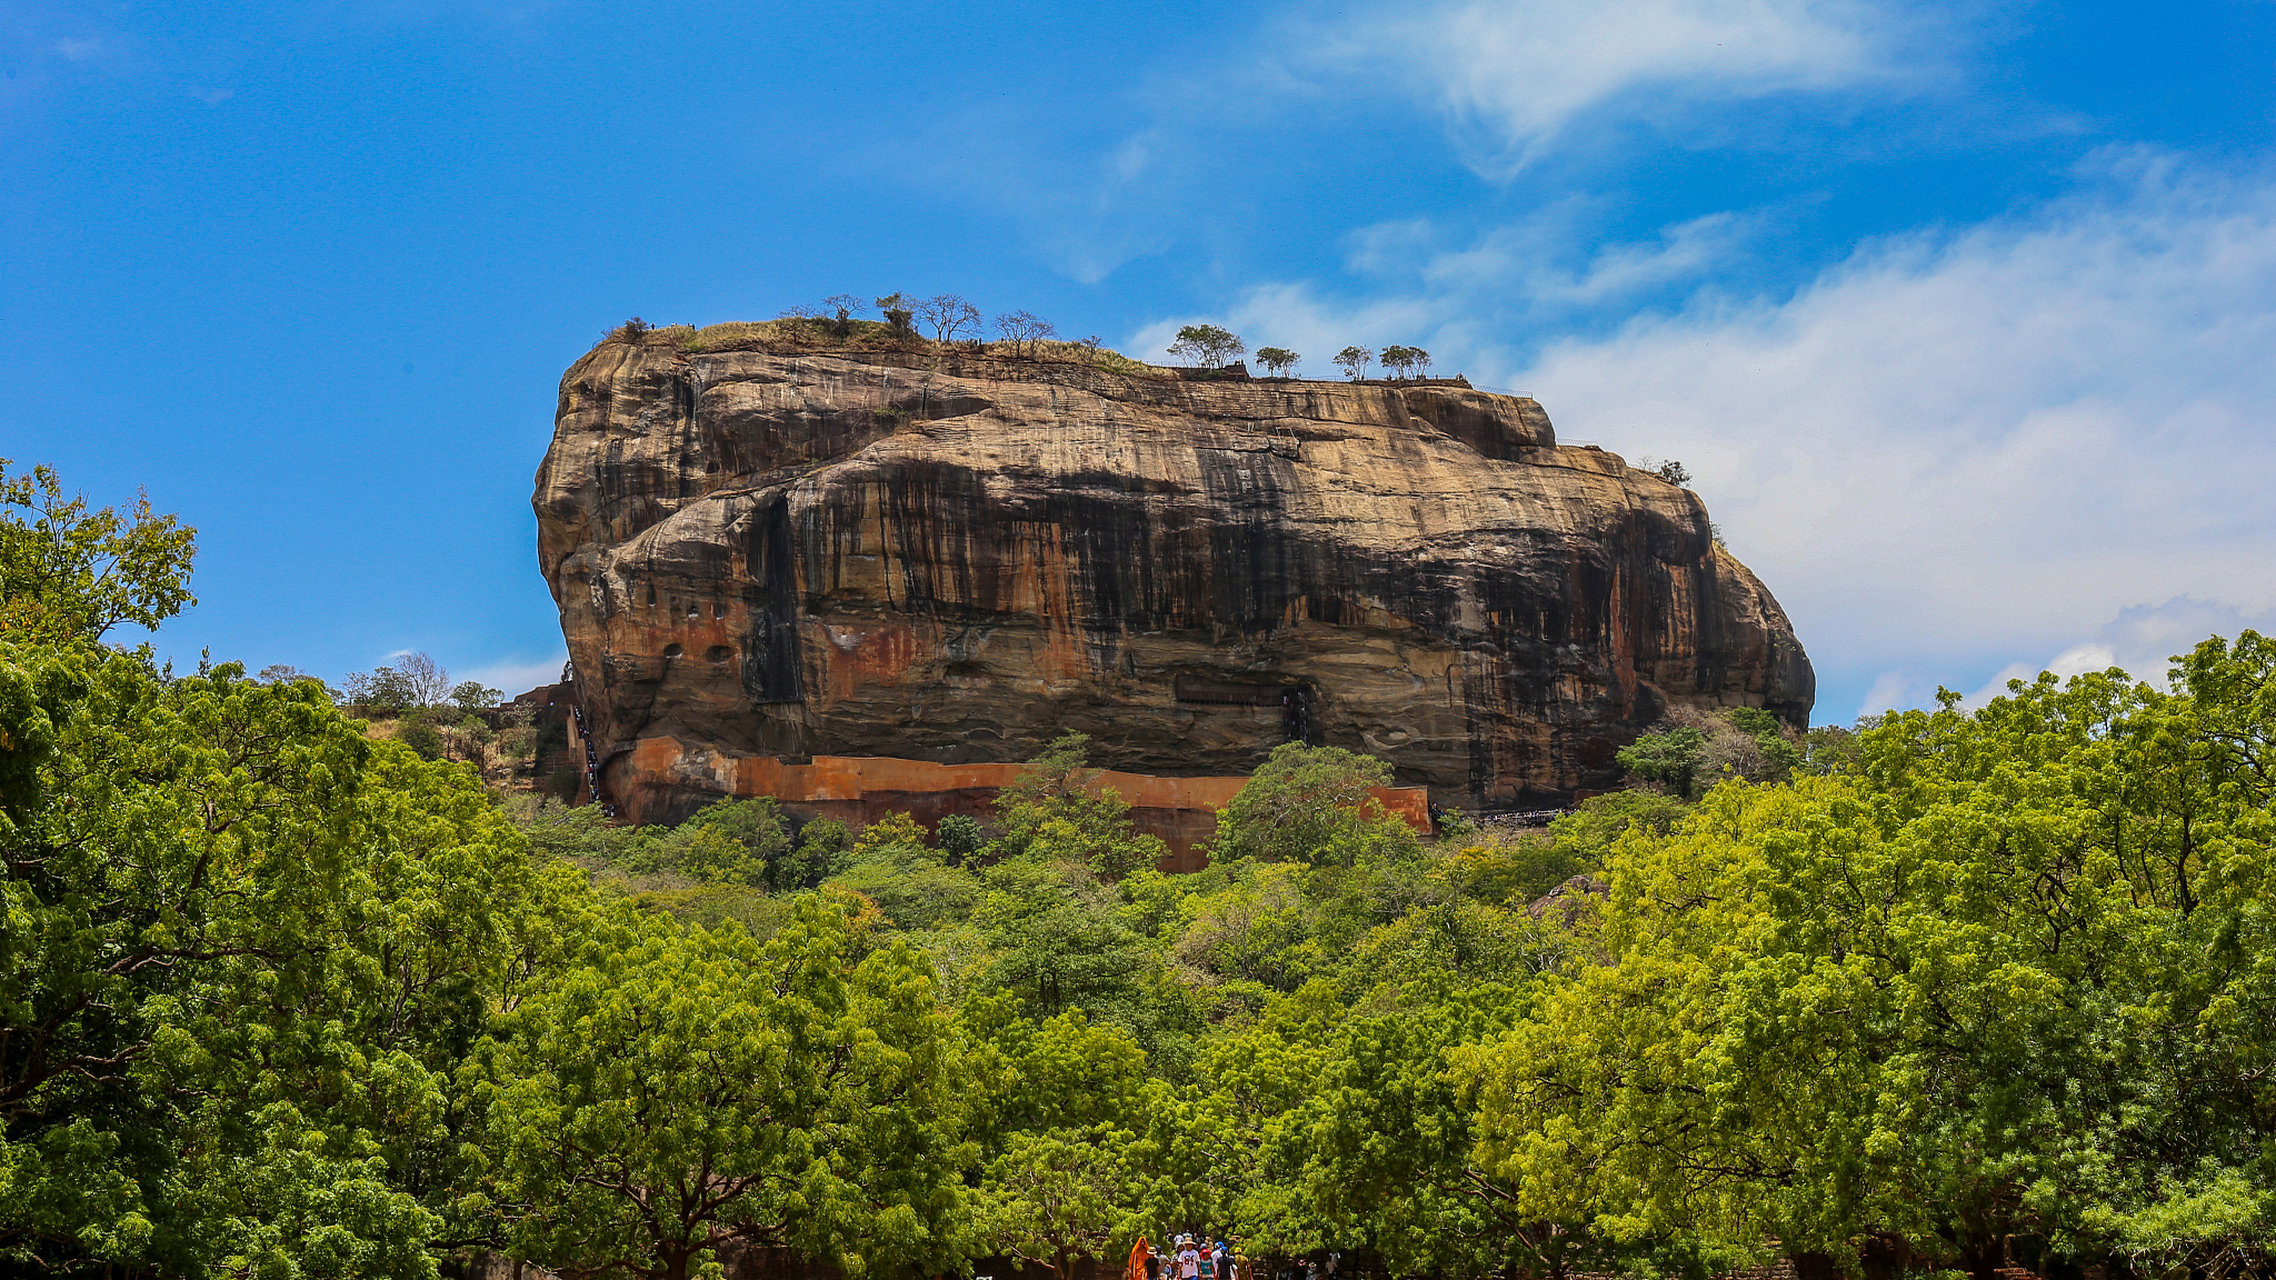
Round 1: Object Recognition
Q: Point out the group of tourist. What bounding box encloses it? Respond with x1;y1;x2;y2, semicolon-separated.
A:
1131;1236;1341;1280
1135;1235;1236;1280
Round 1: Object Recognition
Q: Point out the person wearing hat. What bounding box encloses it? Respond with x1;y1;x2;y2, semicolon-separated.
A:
1177;1239;1202;1280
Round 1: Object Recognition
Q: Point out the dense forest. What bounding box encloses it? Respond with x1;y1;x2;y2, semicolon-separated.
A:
4;460;2274;1280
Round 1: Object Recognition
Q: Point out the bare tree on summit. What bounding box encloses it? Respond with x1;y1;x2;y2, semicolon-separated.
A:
918;294;982;344
995;310;1057;357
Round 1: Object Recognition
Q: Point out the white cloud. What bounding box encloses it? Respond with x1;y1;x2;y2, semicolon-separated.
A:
1855;669;1928;718
1517;152;2276;701
1297;0;1914;171
459;654;568;696
1127;282;1443;376
1130;207;1758;378
1141;153;2276;722
1955;597;2276;708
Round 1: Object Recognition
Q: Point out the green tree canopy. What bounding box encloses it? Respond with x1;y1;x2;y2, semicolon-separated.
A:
1465;640;2276;1279
0;460;196;643
1211;742;1415;868
0;645;591;1278
1253;347;1300;377
471;901;965;1280
1167;325;1246;370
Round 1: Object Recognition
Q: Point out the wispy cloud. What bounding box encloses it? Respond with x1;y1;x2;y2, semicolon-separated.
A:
1292;0;1920;172
462;654;569;696
1514;150;2276;707
1134;152;2276;720
1947;597;2276;710
1128;206;1758;375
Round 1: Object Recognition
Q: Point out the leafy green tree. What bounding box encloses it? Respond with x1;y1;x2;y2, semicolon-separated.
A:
450;679;503;713
471;901;965;1280
1171;861;1324;996
1332;346;1372;380
1167;325;1246;370
1464;641;2276;1279
875;293;916;338
1614;724;1705;795
507;795;646;865
975;1124;1138;1280
1617;708;1800;797
397;707;446;759
342;653;450;716
0;459;197;643
1305;1002;1588;1279
343;664;420;714
770;817;851;891
976;859;1167;1041
831;816;983;932
1544;789;1689;864
674;822;768;887
995;734;1167;879
1799;722;1862;774
936;814;987;865
980;1009;1149;1138
852;810;933;861
683;795;793;870
1253;347;1300;378
1211;742;1414;867
835;857;983;933
0;646;592;1277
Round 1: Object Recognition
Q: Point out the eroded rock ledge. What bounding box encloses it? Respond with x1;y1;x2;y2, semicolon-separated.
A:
534;335;1813;822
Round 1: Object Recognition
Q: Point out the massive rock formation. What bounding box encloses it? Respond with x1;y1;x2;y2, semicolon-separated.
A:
534;331;1813;822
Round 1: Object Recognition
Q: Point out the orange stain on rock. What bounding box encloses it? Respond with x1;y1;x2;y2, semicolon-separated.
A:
613;739;1432;866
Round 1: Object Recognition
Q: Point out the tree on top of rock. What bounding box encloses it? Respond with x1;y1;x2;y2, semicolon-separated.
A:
1380;346;1432;379
918;294;982;344
875;292;916;337
1334;346;1373;380
996;310;1057;358
1167;324;1245;370
1255;347;1300;377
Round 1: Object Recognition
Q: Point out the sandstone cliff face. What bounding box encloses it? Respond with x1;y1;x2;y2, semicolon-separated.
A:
535;334;1813;819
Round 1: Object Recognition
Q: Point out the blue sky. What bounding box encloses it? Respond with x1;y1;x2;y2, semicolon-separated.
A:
6;0;2274;723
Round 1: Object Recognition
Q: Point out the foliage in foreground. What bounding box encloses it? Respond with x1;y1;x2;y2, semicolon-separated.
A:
9;461;2276;1280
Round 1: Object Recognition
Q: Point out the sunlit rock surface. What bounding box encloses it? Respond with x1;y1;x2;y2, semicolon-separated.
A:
534;333;1814;820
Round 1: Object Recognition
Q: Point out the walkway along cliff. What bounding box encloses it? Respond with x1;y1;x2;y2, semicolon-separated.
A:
532;327;1814;840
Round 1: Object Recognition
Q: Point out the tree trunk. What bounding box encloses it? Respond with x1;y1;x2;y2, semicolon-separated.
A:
1960;1237;2006;1280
